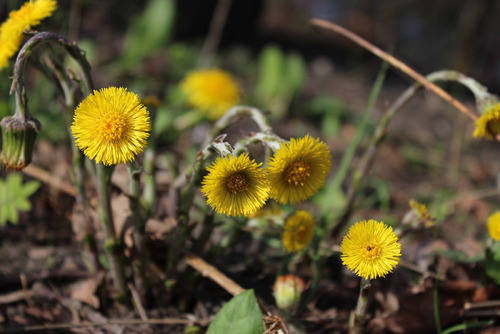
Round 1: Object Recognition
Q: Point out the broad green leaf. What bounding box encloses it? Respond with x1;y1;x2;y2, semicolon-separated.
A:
206;290;265;334
0;174;40;226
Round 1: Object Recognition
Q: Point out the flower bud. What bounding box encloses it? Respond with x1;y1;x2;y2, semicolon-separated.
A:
1;116;41;170
273;275;305;310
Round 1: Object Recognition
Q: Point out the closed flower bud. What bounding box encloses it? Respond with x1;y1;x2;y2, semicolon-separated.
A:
273;275;305;310
1;116;41;170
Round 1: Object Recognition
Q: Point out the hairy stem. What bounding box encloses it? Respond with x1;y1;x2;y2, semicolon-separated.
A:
96;164;128;300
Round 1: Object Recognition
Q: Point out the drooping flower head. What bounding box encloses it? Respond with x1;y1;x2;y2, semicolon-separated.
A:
71;87;151;166
0;0;57;69
180;68;241;120
267;135;331;204
282;210;315;252
201;153;270;217
487;211;500;241
341;220;401;279
473;102;500;140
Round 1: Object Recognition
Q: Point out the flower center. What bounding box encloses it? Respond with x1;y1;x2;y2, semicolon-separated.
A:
361;242;381;259
295;225;307;242
226;173;249;193
284;161;310;186
96;110;126;141
487;119;500;136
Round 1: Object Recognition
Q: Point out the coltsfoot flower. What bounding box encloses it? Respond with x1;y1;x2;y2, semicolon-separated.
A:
341;220;401;279
0;116;41;170
201;153;270;217
487;211;500;241
408;199;434;227
267;135;331;204
0;0;57;69
283;210;315;252
180;68;241;120
473;103;500;140
71;87;151;165
273;275;305;310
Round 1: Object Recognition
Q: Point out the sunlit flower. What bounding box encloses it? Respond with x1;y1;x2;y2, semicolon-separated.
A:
282;210;315;252
267;135;331;204
487;211;500;241
273;275;305;310
180;68;241;120
0;0;57;69
71;87;151;165
409;199;434;227
341;220;401;279
473;103;500;140
201;153;270;217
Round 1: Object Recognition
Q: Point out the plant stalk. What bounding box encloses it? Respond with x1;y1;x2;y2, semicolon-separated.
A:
96;163;128;300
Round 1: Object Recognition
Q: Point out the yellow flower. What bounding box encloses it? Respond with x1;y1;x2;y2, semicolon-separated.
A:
0;0;57;69
71;87;151;166
409;199;434;227
201;153;270;217
267;135;331;204
341;220;401;279
487;211;500;241
282;210;315;252
180;68;241;120
473;103;500;140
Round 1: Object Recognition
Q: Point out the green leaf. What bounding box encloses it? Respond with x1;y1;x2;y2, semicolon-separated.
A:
283;52;306;97
0;173;40;226
123;0;176;63
256;44;284;101
206;290;265;334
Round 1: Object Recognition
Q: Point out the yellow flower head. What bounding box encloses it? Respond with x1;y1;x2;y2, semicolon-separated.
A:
487;211;500;241
71;87;151;166
283;210;315;252
473;103;500;140
341;220;401;279
267;135;331;204
409;199;434;227
180;68;241;120
0;0;57;69
201;153;270;217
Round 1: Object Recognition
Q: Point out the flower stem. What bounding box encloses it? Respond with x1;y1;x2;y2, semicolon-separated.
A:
96;163;128;301
128;161;148;300
10;32;94;118
330;70;481;240
351;278;372;334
